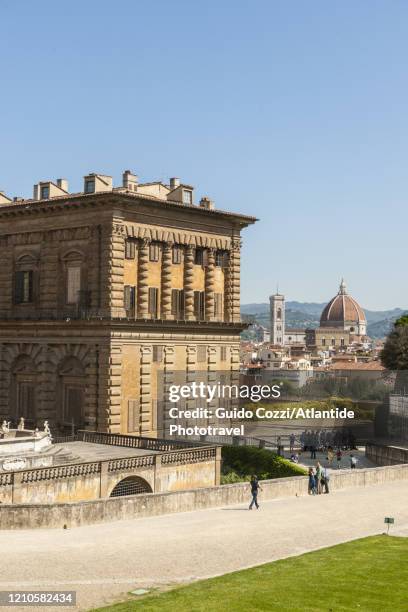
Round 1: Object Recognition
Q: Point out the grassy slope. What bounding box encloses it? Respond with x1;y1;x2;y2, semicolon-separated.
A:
94;535;408;612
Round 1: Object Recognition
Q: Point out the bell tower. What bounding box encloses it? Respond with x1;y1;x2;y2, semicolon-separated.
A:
269;292;285;345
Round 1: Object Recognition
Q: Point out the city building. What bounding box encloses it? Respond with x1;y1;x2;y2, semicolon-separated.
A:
0;170;256;436
269;291;306;346
269;292;285;345
306;280;367;350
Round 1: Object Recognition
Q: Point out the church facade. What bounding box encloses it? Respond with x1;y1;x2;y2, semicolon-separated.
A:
0;171;256;436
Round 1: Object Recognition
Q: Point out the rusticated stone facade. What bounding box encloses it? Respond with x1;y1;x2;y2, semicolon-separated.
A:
0;182;256;435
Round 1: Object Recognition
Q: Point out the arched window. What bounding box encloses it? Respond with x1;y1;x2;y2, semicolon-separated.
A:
110;476;152;497
277;308;282;320
11;355;38;426
58;357;86;430
14;253;38;305
61;251;85;306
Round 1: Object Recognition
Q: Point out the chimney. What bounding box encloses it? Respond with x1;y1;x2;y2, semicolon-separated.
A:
199;196;214;210
122;170;138;192
57;178;69;192
169;177;180;190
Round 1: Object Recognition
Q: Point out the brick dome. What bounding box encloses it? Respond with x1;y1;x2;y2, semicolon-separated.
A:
320;280;366;328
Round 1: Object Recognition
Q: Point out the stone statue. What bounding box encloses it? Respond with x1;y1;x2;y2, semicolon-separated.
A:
34;428;40;438
18;417;25;431
1;420;9;434
43;420;51;436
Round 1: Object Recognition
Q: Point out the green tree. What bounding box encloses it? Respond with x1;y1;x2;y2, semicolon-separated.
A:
381;315;408;391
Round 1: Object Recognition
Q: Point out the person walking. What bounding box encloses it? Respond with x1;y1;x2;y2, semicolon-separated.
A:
327;446;334;466
290;433;295;453
336;448;342;469
350;454;357;469
249;475;262;509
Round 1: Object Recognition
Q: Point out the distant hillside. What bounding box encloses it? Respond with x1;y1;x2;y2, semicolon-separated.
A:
241;302;407;339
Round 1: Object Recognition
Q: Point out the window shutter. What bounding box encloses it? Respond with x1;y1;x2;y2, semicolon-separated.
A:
200;292;205;320
125;240;135;259
14;271;25;303
171;289;177;315
179;289;185;318
124;286;131;310
202;249;208;267
28;270;33;302
194;291;200;317
149;287;158;317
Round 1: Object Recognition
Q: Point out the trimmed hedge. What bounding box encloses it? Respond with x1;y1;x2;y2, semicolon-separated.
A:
221;445;306;483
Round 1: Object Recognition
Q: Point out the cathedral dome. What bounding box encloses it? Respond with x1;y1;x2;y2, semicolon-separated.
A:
320;280;366;330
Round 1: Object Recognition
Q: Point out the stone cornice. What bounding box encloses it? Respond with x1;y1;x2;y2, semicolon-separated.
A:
0;191;257;227
0;318;248;334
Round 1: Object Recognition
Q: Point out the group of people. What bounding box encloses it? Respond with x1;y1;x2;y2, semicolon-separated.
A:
299;429;357;454
308;462;330;495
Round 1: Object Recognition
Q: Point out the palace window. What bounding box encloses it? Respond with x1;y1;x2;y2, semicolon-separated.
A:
215;251;228;267
40;185;50;199
85;179;95;194
149;242;160;262
124;285;136;316
322;338;326;346
197;345;207;363
14;270;34;304
66;265;81;304
125;240;136;259
194;291;205;320
148;287;159;318
331;338;335;346
183;189;193;205
153;345;163;363
172;245;183;264
340;338;345;347
171;289;185;318
220;346;227;361
194;248;204;265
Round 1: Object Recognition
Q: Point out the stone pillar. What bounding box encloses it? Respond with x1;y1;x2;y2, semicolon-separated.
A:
137;238;150;318
0;344;9;421
225;238;241;323
205;248;215;321
36;344;56;425
40;233;59;313
111;223;126;318
0;236;12;317
84;347;98;430
184;245;195;320
140;346;152;435
162;345;175;437
99;221;125;318
97;346;122;433
160;242;173;319
88;225;102;311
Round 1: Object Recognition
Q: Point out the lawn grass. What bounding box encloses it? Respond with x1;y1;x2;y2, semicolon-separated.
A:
94;535;408;611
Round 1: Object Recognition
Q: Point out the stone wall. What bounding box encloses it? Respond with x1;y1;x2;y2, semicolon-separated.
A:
366;442;408;465
1;463;407;530
0;445;220;505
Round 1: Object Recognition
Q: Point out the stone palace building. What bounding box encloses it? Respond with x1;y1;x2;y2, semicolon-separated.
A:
0;171;256;436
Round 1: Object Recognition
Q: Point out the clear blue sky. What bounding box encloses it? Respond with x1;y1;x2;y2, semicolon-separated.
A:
1;0;407;310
